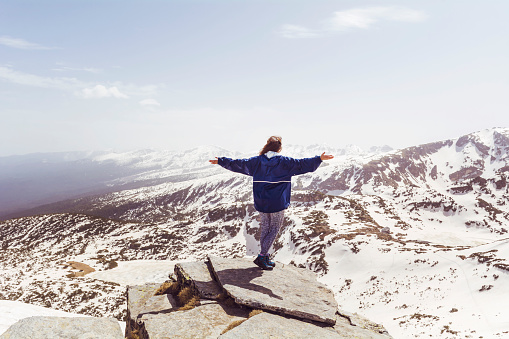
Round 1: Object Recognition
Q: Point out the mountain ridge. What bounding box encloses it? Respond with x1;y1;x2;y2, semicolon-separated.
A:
0;143;390;220
1;127;509;337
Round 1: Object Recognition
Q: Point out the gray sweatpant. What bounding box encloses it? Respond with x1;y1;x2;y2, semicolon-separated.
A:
259;210;285;256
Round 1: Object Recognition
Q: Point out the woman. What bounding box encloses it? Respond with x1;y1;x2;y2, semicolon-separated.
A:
209;136;334;270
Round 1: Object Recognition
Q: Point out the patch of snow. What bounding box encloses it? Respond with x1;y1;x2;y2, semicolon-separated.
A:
88;260;178;286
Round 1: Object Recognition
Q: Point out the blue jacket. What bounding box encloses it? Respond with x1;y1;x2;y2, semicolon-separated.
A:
217;153;322;213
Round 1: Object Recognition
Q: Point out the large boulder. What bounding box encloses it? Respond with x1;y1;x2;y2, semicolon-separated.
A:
218;311;342;338
0;316;123;339
126;283;178;338
208;255;338;324
174;261;223;299
138;294;179;317
337;309;391;337
138;302;247;339
125;258;392;338
127;283;163;321
334;314;391;339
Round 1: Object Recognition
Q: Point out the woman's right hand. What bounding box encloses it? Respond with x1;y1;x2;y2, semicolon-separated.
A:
209;157;218;164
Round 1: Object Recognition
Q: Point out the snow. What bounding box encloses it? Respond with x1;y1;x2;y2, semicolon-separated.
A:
0;260;179;335
317;237;509;338
412;230;494;247
88;260;178;286
3;128;509;338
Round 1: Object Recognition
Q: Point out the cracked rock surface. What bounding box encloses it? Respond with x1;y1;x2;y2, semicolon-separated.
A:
125;258;392;338
0;316;123;339
208;255;338;324
218;311;342;338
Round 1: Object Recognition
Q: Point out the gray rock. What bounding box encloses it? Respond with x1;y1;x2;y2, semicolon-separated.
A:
138;294;178;317
208;255;338;324
139;302;248;339
0;316;123;339
127;283;162;320
126;283;162;337
335;314;392;338
175;261;223;299
219;312;341;338
381;227;390;234
337;310;392;337
125;261;392;339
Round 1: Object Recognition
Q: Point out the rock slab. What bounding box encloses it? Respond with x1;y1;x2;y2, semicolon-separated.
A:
127;283;162;321
0;316;123;339
139;302;247;339
208;255;338;324
126;283;162;338
334;315;392;339
337;309;391;337
219;312;342;339
175;261;222;299
125;260;392;338
138;294;178;317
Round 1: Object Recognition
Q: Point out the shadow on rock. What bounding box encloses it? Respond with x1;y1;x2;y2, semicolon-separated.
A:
215;267;283;300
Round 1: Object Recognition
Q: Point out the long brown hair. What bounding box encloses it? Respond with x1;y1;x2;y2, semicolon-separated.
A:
259;136;282;155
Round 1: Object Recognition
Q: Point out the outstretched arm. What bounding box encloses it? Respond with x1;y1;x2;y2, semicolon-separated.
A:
284;152;334;176
210;156;258;176
320;152;334;161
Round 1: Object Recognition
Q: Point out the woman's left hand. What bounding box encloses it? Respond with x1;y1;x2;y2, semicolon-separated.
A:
320;152;334;161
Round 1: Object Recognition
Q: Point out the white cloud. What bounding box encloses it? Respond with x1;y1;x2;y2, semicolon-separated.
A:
279;6;427;38
0;66;81;90
0;36;56;50
278;25;318;39
329;7;427;30
0;66;156;100
122;84;160;97
52;66;101;74
81;85;129;99
139;99;160;106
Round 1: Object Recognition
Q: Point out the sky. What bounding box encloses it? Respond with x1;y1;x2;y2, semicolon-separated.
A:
1;0;508;156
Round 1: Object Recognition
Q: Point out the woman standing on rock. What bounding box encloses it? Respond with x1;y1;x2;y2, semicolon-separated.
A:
209;136;334;270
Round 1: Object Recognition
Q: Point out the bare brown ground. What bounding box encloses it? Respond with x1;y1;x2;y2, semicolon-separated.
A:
65;261;95;277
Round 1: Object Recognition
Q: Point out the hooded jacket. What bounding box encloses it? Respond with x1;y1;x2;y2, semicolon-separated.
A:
217;152;322;213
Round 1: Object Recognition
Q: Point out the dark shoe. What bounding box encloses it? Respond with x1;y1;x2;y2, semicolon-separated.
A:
254;255;273;270
264;255;276;267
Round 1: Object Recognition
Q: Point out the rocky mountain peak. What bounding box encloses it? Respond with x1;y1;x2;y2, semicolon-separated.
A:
126;257;391;338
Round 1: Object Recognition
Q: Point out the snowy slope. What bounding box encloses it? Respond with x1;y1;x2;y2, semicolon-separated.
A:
1;128;509;338
0;143;378;219
88;260;178;286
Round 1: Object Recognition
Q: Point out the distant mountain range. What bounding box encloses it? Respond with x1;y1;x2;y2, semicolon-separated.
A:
1;128;508;338
0;144;390;219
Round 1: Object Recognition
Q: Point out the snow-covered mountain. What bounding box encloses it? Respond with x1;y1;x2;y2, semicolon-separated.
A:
0;144;387;220
1;128;509;338
0;147;237;219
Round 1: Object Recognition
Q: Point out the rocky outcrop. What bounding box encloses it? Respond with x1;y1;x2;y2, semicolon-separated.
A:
126;256;392;338
140;302;247;339
208;255;337;324
174;261;223;299
218;312;342;339
0;316;123;339
126;283;178;338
